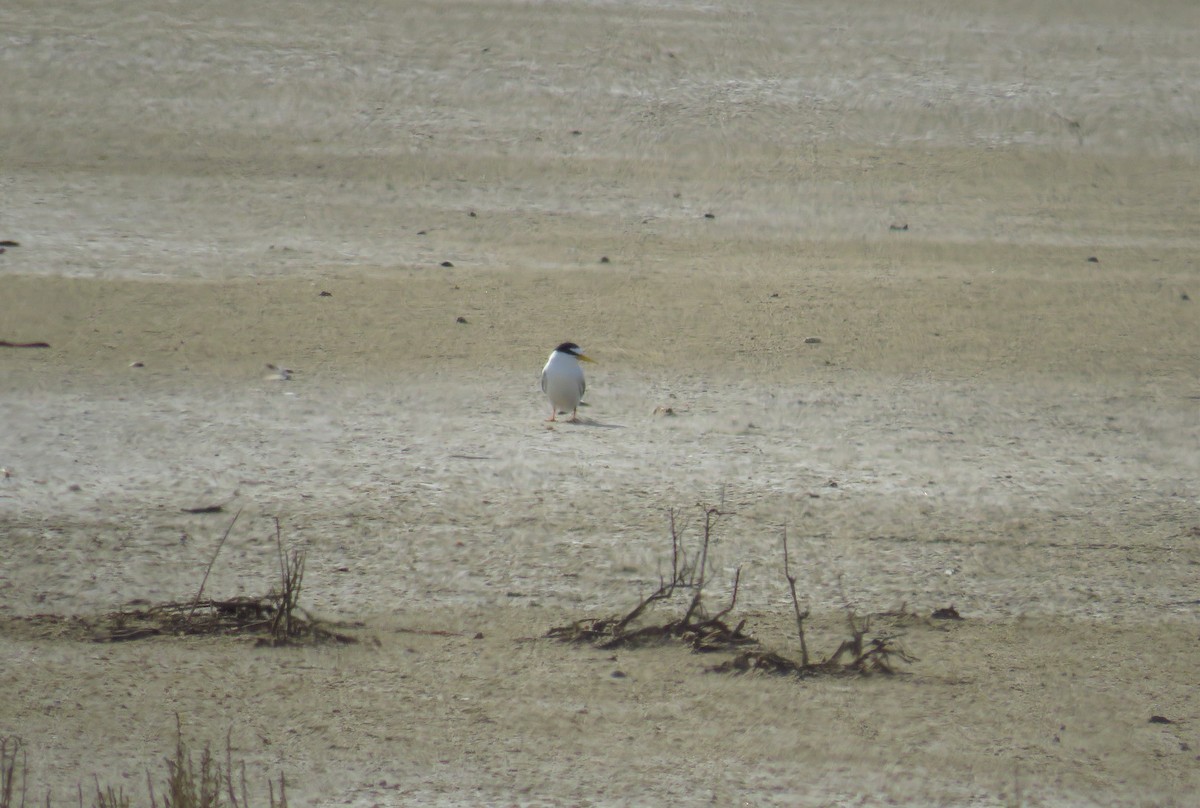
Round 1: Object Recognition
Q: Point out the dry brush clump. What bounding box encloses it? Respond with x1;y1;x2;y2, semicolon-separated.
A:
96;513;355;646
549;505;920;678
2;513;356;645
711;527;917;677
1;724;285;808
548;505;755;652
0;516;334;808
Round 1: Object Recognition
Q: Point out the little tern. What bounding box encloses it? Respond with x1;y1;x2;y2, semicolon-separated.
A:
540;342;595;422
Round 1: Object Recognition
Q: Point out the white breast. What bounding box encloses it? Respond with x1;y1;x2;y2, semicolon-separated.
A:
541;351;586;411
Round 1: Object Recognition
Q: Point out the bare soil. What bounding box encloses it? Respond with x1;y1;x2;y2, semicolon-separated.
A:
2;1;1198;805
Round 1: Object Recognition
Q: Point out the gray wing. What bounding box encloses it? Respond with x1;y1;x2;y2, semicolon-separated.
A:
540;368;548;394
579;375;586;400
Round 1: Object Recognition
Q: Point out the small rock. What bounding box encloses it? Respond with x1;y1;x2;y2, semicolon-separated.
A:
653;406;676;417
889;223;909;231
456;316;468;324
318;290;332;297
1087;256;1100;263
599;256;610;264
804;336;822;344
703;212;715;219
130;361;144;368
1149;715;1174;724
441;261;454;267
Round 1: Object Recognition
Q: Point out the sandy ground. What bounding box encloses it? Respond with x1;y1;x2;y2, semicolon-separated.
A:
2;1;1199;805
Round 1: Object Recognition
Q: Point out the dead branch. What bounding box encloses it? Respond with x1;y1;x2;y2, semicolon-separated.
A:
711;535;917;678
781;525;811;668
548;503;752;652
188;508;242;621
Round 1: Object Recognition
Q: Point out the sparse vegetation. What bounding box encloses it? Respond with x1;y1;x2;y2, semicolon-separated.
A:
9;515;359;646
548;505;755;652
1;724;285;808
711;528;917;677
0;516;335;808
550;505;919;678
1;737;25;808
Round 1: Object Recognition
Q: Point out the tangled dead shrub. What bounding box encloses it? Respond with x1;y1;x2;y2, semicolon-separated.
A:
549;506;918;678
98;515;355;646
548;505;755;652
2;514;356;646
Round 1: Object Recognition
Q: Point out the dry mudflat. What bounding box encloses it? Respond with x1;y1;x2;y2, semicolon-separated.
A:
1;1;1198;805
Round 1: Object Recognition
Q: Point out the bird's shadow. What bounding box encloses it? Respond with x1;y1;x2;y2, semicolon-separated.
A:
547;416;624;429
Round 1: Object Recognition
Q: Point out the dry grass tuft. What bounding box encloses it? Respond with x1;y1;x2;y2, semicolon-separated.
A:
0;737;27;808
1;725;285;808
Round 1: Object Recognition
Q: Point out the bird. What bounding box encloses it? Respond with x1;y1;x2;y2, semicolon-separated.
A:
540;342;595;422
